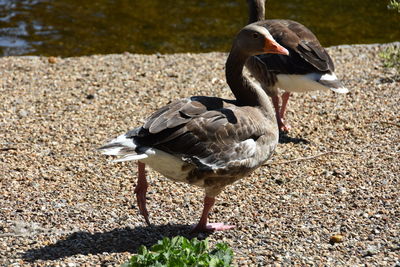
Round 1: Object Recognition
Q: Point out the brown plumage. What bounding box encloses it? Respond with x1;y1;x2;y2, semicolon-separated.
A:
99;24;288;232
246;0;348;132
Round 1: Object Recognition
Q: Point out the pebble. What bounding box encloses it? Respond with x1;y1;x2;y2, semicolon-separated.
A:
48;56;57;64
329;234;344;244
18;109;28;117
364;245;379;256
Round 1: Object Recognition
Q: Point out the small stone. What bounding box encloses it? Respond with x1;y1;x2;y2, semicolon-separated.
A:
329;234;344;244
18;109;28;117
364;245;379;256
335;187;346;194
86;94;95;100
48;56;57;64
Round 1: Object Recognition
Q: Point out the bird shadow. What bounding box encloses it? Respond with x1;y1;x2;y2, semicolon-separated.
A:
22;224;212;262
278;132;309;144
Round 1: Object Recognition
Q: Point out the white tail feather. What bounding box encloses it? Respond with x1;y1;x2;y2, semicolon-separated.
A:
320;73;349;94
113;154;148;162
100;135;192;182
320;72;338;81
100;147;127;156
99;133;145;162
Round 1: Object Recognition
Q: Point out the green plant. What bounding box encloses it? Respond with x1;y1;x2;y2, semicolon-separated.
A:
122;236;234;267
379;46;400;71
388;0;400;12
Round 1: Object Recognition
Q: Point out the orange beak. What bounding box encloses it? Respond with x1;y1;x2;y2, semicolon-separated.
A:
264;38;289;55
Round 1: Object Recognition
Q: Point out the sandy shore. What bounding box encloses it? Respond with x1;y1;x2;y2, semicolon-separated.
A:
0;42;399;266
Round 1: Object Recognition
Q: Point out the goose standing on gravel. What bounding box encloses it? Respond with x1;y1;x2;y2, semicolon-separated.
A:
246;0;348;132
99;24;288;232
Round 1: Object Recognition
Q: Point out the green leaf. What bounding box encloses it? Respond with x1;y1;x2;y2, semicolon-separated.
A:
379;46;400;71
170;236;183;247
121;236;234;267
208;257;220;267
152;243;165;253
388;0;400;12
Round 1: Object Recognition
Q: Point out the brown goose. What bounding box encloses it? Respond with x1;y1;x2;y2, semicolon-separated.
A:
98;24;288;232
246;0;348;132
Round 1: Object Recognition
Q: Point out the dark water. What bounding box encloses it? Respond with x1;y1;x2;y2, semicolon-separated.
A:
0;0;399;57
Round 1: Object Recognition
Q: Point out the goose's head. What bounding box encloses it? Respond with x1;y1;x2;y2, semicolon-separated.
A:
235;24;289;56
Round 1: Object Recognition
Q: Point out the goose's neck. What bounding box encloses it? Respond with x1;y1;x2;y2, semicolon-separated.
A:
225;46;270;110
247;0;265;24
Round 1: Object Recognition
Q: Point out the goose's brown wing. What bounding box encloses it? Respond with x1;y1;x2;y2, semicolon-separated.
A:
254;19;334;74
128;96;277;171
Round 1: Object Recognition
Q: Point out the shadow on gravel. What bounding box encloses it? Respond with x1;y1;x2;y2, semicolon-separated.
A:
278;132;309;144
22;224;212;262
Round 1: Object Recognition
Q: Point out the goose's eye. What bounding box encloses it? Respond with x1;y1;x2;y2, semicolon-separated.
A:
252;33;259;39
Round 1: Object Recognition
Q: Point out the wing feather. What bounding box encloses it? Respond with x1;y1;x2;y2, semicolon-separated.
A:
253;19;334;74
127;96;277;172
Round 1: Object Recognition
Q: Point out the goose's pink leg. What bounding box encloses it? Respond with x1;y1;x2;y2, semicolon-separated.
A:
280;92;291;119
135;161;151;226
279;92;292;132
272;95;289;132
191;196;235;232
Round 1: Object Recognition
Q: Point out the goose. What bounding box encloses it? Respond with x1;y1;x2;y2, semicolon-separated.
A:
98;24;288;232
246;0;348;132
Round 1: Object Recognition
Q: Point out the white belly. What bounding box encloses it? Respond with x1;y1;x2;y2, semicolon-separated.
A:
275;74;330;93
140;149;193;183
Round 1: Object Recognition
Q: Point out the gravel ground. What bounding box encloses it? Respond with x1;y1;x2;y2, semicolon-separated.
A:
0;42;399;266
